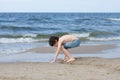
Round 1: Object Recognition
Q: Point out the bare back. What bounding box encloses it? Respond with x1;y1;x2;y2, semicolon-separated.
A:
59;35;78;44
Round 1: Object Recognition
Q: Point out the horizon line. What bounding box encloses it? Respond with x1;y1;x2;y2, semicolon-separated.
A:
0;11;120;13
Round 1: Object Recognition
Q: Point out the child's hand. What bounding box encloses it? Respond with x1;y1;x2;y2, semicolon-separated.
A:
49;59;56;63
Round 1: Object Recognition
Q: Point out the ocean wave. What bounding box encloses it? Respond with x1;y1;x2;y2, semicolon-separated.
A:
0;33;50;43
72;28;89;32
71;31;114;38
0;26;60;33
0;34;38;38
0;32;120;43
107;18;120;21
0;26;34;31
0;18;16;22
71;33;120;41
0;37;49;43
75;18;91;22
28;18;41;21
88;37;120;41
28;17;51;21
23;34;37;37
89;31;114;37
27;17;52;24
0;38;37;43
0;36;120;44
71;33;90;37
0;32;68;39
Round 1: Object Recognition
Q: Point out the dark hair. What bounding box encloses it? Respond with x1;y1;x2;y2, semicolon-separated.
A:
49;36;59;46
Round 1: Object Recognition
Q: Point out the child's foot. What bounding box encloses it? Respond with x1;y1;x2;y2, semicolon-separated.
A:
66;58;75;63
63;59;68;62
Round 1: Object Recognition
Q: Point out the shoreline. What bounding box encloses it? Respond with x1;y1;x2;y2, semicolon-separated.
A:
0;44;119;62
0;57;120;80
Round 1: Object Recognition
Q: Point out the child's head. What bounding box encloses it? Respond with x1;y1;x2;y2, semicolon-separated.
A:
49;36;59;47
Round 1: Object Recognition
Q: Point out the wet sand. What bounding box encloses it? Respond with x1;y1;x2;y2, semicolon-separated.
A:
0;57;120;80
26;44;117;53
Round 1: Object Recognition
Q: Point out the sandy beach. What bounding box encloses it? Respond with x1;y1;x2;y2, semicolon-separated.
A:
0;44;119;80
0;57;120;80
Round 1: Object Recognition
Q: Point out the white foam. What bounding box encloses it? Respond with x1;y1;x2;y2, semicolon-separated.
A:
107;18;120;21
0;37;49;43
0;38;37;43
23;34;37;37
71;33;90;37
89;37;120;41
0;49;25;56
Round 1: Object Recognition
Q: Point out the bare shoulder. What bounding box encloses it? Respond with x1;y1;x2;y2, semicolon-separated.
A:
59;35;77;43
60;35;77;39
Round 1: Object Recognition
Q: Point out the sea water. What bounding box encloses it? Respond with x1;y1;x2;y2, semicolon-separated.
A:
0;13;120;62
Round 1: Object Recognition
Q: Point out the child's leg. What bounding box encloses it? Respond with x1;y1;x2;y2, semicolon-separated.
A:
63;55;68;61
61;46;75;62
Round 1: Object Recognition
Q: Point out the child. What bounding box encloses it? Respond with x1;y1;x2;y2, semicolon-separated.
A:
49;35;80;63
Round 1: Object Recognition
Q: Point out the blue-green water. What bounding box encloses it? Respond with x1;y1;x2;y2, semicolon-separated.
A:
0;13;120;62
0;13;120;43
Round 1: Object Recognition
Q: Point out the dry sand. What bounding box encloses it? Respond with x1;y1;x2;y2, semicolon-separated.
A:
0;57;120;80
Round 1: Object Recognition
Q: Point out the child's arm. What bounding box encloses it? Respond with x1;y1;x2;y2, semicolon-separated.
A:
50;41;62;63
50;45;61;63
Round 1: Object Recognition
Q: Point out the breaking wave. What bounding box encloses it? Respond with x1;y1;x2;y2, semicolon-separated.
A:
0;32;120;43
107;18;120;21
